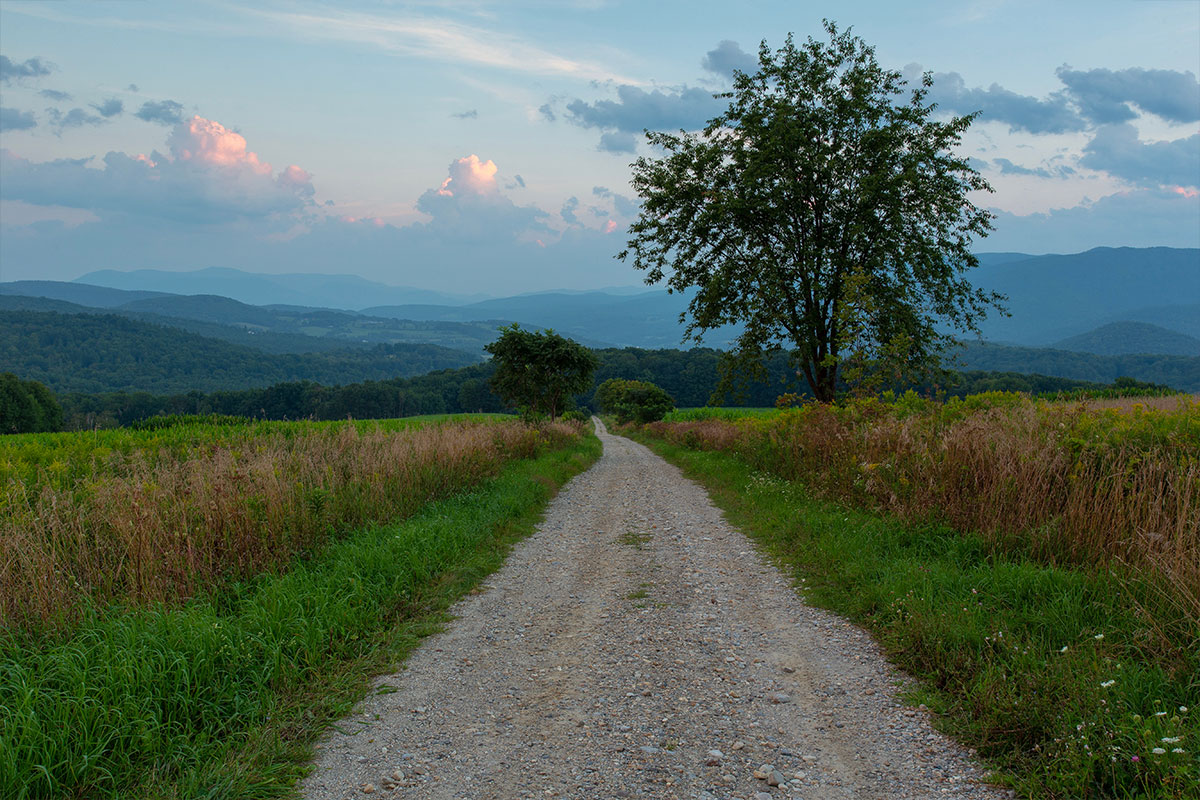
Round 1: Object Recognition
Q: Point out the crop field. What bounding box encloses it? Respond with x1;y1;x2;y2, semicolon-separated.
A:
630;392;1198;797
1;413;598;798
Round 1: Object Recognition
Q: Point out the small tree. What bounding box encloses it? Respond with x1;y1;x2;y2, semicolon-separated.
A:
595;378;675;424
619;22;1003;402
484;324;598;420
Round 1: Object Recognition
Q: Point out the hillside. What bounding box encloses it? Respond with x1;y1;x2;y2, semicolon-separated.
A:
952;341;1200;392
1052;321;1200;356
0;310;480;394
76;267;483;308
968;246;1199;345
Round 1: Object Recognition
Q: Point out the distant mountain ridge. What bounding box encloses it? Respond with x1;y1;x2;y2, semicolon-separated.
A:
1052;322;1200;357
75;267;488;309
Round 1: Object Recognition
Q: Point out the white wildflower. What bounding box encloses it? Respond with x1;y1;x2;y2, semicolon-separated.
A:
1152;747;1166;755
1100;680;1115;688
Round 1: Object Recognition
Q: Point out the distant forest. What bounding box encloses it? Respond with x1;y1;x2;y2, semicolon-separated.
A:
0;310;478;394
57;348;1119;430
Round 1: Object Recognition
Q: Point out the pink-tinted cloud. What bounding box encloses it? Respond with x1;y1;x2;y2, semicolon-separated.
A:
167;116;271;173
1172;186;1199;199
603;219;618;234
436;154;499;197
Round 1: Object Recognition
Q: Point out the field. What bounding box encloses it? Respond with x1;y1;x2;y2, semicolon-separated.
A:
629;393;1199;798
1;414;599;798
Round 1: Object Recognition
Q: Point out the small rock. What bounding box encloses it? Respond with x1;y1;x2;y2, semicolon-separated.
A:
767;691;791;704
391;769;405;781
732;740;746;751
704;749;723;766
769;770;786;787
360;784;376;795
782;666;795;673
755;793;773;800
640;745;661;754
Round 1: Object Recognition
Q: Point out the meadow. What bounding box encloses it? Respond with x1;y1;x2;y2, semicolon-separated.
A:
1;414;599;798
632;392;1198;798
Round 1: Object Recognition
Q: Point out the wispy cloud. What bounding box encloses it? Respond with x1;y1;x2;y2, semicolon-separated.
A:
249;6;638;84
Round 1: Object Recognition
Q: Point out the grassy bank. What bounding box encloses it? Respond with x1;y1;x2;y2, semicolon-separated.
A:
2;414;547;628
629;413;1198;798
2;422;600;799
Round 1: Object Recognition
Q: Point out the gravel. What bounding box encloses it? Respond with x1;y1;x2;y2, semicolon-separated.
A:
300;419;1011;800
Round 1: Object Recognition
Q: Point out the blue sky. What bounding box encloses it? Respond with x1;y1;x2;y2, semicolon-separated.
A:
1;0;1197;295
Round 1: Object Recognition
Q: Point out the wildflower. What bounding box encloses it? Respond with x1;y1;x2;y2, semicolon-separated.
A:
1094;633;1104;640
1100;680;1115;688
1155;711;1167;717
1060;646;1069;653
1132;755;1140;762
1152;747;1166;755
1181;706;1189;712
1162;737;1181;743
1173;748;1185;754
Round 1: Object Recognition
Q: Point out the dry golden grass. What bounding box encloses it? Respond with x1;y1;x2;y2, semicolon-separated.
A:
644;394;1200;625
0;419;579;629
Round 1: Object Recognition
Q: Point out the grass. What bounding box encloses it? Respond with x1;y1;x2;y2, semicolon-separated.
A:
644;392;1200;629
1;427;601;799
629;420;1199;799
1;415;568;628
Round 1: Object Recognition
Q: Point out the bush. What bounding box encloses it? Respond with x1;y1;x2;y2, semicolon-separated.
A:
595;378;675;424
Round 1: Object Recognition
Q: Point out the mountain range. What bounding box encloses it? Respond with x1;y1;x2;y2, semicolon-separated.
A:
2;246;1197;394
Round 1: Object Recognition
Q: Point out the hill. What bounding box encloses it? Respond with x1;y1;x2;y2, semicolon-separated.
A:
0;310;480;394
1052;322;1200;357
952;341;1200;392
968;246;1199;345
0;280;169;308
76;267;484;308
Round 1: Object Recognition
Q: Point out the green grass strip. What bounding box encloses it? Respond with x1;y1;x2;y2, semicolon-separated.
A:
1;433;601;800
630;433;1198;800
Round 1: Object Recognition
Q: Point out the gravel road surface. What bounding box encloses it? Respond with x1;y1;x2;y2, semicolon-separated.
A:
301;420;1009;800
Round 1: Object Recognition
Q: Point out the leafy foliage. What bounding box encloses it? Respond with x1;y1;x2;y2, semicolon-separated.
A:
595;378;675;423
0;372;62;434
0;309;479;394
620;23;1000;401
484;324;599;419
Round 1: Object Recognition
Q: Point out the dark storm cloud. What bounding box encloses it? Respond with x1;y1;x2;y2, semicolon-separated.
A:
565;85;721;133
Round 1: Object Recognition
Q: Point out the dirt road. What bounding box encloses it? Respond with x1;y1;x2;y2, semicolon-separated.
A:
301;420;1009;800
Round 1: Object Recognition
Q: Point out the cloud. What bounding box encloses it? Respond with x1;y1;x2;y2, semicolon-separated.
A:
565;84;722;133
1081;124;1200;188
561;196;580;225
127;83;139;92
0;107;37;132
991;157;1075;179
512;174;525;188
1056;67;1200;124
701;40;756;78
46;107;107;130
91;98;125;118
414;154;547;243
1;115;316;223
39;89;71;102
986;187;1199;252
135;99;186;125
451;109;478;119
0;55;52;83
252;8;638;83
538;103;556;122
592;185;638;216
924;70;1085;134
598;131;637;153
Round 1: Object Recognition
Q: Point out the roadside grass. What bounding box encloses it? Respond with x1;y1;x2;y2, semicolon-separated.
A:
663;407;779;422
629;432;1198;799
1;431;601;800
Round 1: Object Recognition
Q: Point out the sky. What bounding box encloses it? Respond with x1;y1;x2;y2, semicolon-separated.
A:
0;0;1197;296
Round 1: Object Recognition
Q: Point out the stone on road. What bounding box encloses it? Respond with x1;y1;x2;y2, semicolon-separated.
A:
301;419;1007;800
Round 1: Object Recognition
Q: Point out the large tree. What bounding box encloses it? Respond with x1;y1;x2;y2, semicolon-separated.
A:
484;324;598;419
619;22;1003;402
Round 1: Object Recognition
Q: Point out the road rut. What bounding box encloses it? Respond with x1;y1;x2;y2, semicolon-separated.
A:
301;420;1009;800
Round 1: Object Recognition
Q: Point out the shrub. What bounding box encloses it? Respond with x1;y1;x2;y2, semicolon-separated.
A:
595;378;675;423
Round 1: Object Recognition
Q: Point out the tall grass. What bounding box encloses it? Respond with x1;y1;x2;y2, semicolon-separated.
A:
642;392;1200;633
1;416;578;629
1;430;600;799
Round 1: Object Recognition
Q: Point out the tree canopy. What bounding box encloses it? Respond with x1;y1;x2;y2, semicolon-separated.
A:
594;378;675;424
619;22;1002;402
483;324;599;419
